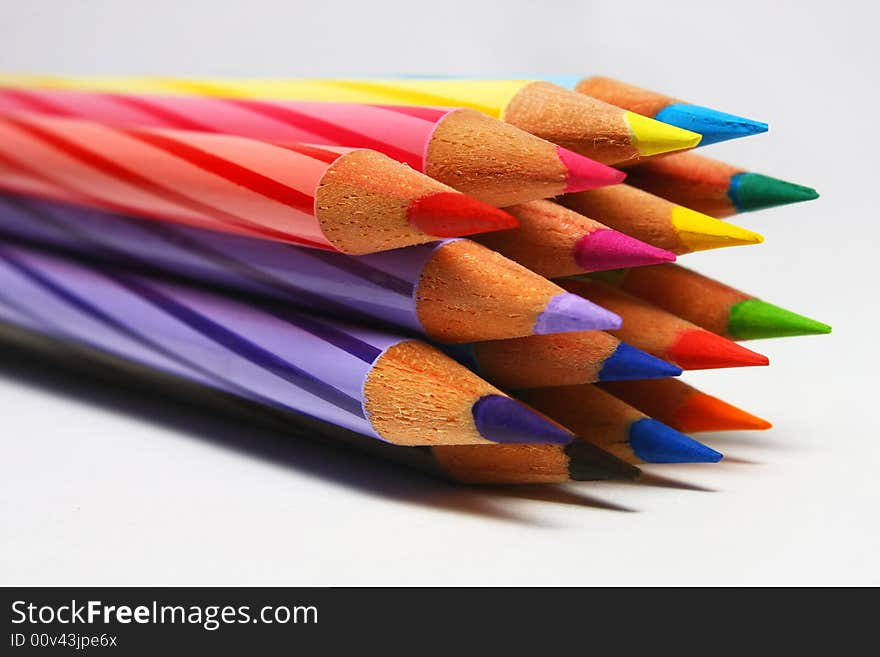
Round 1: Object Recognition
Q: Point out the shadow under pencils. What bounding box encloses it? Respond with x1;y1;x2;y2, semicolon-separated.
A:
488;485;639;513
0;335;548;525
634;472;718;493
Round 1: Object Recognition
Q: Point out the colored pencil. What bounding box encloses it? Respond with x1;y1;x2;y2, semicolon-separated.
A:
518;384;722;463
560;279;770;370
0;240;581;447
0;112;518;255
474;199;676;278
622;152;819;217
0;86;626;207
0;319;640;483
599;378;773;433
455;331;682;390
0;74;703;164
569;76;768;146
590;264;831;340
559;184;764;255
0;194;621;342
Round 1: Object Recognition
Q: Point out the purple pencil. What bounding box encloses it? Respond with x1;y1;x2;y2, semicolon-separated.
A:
0;194;619;343
0;239;578;447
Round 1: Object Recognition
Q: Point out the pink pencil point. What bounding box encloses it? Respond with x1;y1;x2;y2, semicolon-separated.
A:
575;229;677;272
559;146;627;193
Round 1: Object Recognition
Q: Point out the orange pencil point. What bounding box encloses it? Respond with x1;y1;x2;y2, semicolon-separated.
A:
600;378;773;434
677;394;774;433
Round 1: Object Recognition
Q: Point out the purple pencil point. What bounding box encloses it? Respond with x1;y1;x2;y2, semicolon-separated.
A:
534;292;621;334
471;395;574;445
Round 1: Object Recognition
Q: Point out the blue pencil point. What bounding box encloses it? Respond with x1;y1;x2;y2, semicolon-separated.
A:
534;292;621;334
628;418;723;463
655;104;768;146
598;342;682;382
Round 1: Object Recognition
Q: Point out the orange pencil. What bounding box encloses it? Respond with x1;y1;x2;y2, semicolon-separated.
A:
599;378;773;433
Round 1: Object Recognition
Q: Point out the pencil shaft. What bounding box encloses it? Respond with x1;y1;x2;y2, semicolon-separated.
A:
0;194;619;342
0;240;574;446
0;112;516;254
590;264;831;340
0;87;623;206
0;74;701;165
517;384;721;464
0;320;616;484
622;152;819;217
560;278;770;370
572;76;768;146
599;378;773;433
559;184;764;254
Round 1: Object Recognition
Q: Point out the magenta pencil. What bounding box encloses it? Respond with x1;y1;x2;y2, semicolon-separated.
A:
0;86;624;206
0;111;518;254
0;193;621;342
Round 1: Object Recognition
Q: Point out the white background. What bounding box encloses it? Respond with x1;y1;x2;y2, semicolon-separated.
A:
0;0;876;585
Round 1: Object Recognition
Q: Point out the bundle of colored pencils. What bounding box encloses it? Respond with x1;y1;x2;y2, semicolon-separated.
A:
0;72;829;485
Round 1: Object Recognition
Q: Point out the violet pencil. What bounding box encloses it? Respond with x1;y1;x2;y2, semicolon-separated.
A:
0;240;579;447
0;194;620;343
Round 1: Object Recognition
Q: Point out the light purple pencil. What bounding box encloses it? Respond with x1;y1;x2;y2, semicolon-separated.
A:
0;195;619;344
0;239;578;447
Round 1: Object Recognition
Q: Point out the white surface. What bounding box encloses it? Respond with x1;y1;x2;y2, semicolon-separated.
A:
0;0;877;586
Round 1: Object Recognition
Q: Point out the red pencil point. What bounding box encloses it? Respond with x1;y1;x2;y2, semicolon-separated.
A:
575;229;676;272
676;393;773;433
557;146;627;193
668;329;770;370
407;191;518;237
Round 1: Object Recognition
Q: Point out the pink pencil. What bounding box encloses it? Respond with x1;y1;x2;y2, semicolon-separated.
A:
0;86;624;207
0;111;518;254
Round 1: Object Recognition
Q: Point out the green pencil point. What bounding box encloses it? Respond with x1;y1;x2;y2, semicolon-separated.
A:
729;173;819;213
728;299;832;340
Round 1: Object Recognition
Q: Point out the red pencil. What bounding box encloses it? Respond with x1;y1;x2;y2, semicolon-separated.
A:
0;112;517;254
560;279;769;370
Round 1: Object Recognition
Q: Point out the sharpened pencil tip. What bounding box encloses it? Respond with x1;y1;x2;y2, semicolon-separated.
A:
565;439;642;480
575;229;676;272
624;111;702;156
534;292;621;334
598;342;682;381
729;173;820;213
557;146;627;193
676;393;773;433
669;329;770;370
671;205;764;252
406;191;517;237
472;394;574;445
655;103;768;146
728;299;832;340
629;418;722;463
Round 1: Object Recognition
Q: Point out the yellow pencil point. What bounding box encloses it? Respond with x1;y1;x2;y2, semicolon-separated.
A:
671;206;764;252
625;111;702;157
